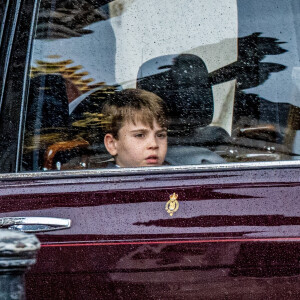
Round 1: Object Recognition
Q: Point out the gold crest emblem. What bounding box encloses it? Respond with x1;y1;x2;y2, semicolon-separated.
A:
165;193;179;216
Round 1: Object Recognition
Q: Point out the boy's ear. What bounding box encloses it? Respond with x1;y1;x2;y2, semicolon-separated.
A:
104;134;118;156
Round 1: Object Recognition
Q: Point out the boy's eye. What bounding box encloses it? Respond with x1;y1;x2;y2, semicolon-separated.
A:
134;133;145;138
157;132;167;138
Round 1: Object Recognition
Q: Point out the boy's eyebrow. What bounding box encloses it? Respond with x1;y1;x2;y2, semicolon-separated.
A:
156;129;168;133
130;128;149;133
129;128;167;133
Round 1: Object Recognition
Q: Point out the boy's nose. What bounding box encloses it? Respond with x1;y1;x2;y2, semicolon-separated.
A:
148;135;159;149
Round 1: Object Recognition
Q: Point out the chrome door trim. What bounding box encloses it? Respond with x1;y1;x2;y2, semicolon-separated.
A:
0;217;71;233
0;160;299;180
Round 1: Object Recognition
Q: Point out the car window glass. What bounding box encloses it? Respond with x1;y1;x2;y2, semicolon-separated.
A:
21;0;300;171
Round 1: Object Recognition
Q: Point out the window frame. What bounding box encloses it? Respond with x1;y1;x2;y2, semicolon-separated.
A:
0;0;39;173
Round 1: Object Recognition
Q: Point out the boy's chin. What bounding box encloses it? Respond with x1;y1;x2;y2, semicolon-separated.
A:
117;160;164;168
141;162;163;167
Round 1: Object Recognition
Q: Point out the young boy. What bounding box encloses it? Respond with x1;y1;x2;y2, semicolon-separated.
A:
101;89;168;168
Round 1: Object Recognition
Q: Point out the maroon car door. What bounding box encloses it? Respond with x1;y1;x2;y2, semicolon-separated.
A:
0;166;300;299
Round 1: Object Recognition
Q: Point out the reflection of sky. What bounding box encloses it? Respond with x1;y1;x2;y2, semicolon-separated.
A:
239;0;300;106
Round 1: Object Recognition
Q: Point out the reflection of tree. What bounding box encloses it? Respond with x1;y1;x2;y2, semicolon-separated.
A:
137;32;299;156
210;32;287;89
138;32;289;135
36;0;109;39
31;56;107;100
35;0;138;39
72;112;106;128
69;88;118;146
211;32;300;156
29;57;117;132
27;56;117;147
209;32;292;140
23;57;116;170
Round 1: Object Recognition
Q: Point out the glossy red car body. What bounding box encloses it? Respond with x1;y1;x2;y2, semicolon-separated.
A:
1;0;300;299
0;166;299;299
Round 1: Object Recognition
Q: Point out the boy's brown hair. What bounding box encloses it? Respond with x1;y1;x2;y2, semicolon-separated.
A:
101;89;168;138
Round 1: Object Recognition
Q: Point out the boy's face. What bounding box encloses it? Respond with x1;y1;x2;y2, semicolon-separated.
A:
104;119;167;167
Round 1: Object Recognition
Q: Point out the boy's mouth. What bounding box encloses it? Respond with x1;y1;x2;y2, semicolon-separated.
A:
146;155;159;164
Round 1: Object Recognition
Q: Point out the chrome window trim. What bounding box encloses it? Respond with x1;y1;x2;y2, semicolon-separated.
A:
0;160;299;180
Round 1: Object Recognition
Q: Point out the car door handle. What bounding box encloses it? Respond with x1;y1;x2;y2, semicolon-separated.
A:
0;217;71;233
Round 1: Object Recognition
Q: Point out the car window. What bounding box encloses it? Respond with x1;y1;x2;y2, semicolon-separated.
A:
21;0;300;171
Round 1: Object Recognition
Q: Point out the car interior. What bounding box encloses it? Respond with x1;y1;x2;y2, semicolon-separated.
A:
20;0;300;172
